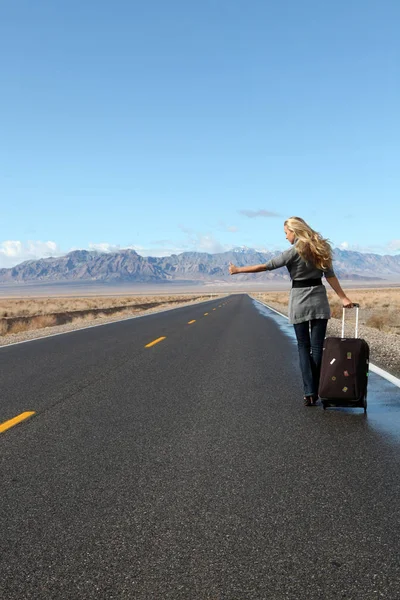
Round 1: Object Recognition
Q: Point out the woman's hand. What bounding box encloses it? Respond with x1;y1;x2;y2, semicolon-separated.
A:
229;262;265;275
229;262;238;275
342;296;353;308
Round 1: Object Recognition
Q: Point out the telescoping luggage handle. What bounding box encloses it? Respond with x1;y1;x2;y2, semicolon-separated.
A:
342;303;360;339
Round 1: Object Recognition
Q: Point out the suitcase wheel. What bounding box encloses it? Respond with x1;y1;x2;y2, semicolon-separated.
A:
362;395;368;414
322;400;327;411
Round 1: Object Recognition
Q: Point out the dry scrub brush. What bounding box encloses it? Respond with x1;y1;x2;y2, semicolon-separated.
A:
0;294;221;336
0;294;211;318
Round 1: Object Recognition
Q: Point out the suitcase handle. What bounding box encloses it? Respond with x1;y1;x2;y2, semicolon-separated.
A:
342;303;360;339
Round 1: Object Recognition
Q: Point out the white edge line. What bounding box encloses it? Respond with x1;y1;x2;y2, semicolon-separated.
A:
368;364;400;388
0;294;231;351
250;295;400;390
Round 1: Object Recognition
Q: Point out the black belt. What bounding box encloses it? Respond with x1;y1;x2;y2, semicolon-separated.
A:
292;278;322;288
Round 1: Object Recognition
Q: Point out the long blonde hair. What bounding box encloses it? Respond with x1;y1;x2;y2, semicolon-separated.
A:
284;216;333;271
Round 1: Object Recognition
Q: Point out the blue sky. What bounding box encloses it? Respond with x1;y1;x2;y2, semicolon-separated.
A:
1;0;399;268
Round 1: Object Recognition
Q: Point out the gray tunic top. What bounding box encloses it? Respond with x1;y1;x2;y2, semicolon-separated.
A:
264;245;335;324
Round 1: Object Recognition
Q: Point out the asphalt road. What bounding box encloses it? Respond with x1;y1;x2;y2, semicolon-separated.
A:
1;294;399;599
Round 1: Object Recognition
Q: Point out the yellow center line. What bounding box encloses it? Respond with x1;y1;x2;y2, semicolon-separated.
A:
0;411;36;434
145;336;166;348
204;312;209;316
188;320;196;324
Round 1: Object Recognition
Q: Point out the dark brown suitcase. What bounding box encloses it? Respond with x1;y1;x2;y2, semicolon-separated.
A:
318;304;369;412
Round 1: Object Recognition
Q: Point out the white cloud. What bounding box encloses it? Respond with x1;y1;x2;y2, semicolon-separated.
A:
145;237;233;256
216;221;239;233
145;242;189;256
88;240;192;258
0;240;62;268
88;243;121;253
387;239;400;252
178;224;194;235
177;226;232;254
239;209;281;219
87;242;143;254
195;234;226;254
88;242;192;258
335;240;400;255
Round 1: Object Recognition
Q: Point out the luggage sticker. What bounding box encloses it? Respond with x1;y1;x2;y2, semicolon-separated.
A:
344;370;349;377
332;376;336;381
342;387;348;392
330;358;336;365
347;352;352;359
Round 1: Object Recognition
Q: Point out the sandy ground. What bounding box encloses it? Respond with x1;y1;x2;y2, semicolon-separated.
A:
1;278;399;297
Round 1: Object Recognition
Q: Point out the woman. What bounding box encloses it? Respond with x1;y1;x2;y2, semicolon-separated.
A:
229;216;353;406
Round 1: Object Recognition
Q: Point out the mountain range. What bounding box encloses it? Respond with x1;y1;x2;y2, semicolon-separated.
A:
1;247;400;285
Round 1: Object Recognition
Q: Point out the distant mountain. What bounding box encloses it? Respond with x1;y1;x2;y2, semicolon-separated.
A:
0;247;399;285
0;249;168;284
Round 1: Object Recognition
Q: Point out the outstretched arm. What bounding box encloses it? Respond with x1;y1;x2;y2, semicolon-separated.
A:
326;276;353;308
229;247;294;275
229;262;267;275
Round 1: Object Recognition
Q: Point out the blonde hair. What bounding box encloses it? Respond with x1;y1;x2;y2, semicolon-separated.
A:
284;216;333;271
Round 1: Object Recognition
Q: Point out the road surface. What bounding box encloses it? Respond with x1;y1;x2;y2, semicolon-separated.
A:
1;294;399;599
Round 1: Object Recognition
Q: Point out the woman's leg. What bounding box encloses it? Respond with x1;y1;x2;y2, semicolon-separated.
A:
293;321;315;398
310;319;328;394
